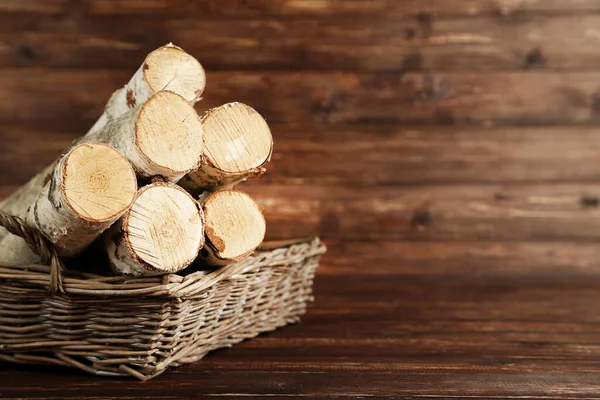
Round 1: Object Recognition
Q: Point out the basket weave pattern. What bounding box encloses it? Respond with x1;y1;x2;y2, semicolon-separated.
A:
0;212;325;380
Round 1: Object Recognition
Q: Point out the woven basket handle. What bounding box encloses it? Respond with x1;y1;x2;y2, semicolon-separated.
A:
0;210;65;293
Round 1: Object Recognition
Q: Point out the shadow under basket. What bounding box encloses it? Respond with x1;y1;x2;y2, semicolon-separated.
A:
0;211;326;380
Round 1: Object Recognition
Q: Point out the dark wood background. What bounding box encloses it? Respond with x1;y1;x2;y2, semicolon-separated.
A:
4;0;600;398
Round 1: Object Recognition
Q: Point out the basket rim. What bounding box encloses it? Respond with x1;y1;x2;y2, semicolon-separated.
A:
0;237;326;298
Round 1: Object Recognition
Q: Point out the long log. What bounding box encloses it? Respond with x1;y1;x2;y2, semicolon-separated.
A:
179;103;273;193
106;182;205;276
0;142;137;264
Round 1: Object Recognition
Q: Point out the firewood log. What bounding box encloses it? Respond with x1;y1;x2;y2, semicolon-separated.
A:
200;190;266;266
0;143;137;264
106;182;205;276
88;43;206;136
0;44;205;241
84;90;204;180
179;103;273;193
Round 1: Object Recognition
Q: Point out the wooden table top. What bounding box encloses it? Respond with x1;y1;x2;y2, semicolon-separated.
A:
4;1;600;398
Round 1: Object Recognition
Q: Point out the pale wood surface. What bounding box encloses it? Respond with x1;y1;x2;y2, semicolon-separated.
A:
142;44;205;102
202;103;272;173
61;143;136;222
107;182;205;275
181;102;272;192
121;90;203;179
203;190;266;264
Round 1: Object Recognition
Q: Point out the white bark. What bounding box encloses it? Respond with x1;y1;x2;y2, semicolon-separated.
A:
0;143;137;264
0;163;53;217
106;182;205;276
200;190;266;266
179;102;273;193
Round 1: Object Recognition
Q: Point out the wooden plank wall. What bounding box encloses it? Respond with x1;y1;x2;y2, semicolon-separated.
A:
0;1;599;242
4;0;600;397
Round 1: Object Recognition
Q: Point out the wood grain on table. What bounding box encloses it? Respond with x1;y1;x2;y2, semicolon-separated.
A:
2;0;600;398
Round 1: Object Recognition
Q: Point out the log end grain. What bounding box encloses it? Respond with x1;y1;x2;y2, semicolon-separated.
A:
0;143;138;263
180;102;273;191
144;44;206;103
203;190;266;264
204;102;273;174
135;91;204;177
62;143;137;222
111;183;205;275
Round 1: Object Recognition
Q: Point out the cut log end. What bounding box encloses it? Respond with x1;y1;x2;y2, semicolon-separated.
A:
204;102;273;174
63;143;137;222
0;142;138;263
118;183;205;274
203;190;266;264
144;45;206;103
136;91;204;176
179;102;273;192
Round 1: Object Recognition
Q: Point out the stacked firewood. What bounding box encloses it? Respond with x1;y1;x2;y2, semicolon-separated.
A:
0;44;273;276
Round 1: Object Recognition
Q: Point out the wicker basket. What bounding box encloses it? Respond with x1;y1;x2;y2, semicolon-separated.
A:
0;211;326;380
